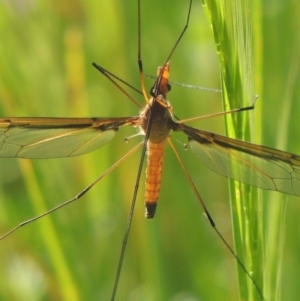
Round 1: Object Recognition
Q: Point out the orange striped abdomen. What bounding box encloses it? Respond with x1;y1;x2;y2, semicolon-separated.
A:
145;140;167;218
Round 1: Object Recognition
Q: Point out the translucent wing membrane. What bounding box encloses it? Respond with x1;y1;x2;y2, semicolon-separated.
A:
181;124;300;196
0;117;137;158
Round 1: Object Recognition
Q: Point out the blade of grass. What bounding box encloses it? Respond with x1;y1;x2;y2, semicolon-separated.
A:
263;35;300;301
201;0;264;300
20;160;81;301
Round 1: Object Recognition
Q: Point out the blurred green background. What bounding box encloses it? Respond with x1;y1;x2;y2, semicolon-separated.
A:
0;0;299;300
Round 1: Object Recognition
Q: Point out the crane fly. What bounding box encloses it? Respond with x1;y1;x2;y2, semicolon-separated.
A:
2;61;300;208
1;0;299;300
2;63;300;300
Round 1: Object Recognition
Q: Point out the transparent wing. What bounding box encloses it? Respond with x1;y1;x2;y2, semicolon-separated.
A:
181;124;300;196
0;117;137;158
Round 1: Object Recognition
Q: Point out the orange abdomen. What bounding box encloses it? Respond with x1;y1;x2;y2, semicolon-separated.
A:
145;140;166;218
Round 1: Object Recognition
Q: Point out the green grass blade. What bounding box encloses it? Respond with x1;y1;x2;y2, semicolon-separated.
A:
201;0;264;300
